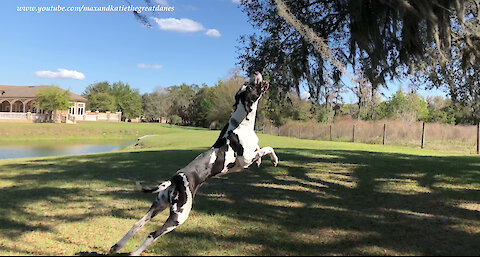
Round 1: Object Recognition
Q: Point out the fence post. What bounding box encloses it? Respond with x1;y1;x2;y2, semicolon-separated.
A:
298;127;301;138
421;122;426;149
352;124;356;142
329;124;332;141
477;123;479;154
383;124;387;145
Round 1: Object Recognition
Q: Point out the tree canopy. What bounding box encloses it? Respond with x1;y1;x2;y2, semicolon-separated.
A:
112;82;143;120
83;81;142;120
36;86;72;112
83;82;116;112
238;0;479;108
130;0;479;124
141;75;245;128
142;88;171;122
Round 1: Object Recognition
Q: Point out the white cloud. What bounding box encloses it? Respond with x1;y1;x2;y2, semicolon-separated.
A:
152;17;205;32
152;17;221;38
34;68;85;80
156;0;169;6
137;64;164;70
205;29;221;37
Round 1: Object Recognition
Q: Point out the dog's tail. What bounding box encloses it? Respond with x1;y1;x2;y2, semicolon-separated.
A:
140;180;172;194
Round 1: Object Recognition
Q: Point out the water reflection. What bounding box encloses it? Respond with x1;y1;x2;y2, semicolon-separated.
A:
0;143;128;160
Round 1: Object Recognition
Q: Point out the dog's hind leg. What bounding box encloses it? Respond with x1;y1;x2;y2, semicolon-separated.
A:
130;208;191;256
109;198;168;254
130;175;193;256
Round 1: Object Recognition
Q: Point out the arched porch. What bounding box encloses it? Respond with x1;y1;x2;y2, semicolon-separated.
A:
0;100;11;112
11;100;24;113
0;99;40;113
24;100;38;113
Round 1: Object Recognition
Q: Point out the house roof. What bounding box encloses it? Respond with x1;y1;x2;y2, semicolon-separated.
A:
0;85;87;102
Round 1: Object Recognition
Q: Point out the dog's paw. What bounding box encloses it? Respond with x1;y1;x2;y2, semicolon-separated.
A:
271;155;279;167
256;158;262;167
130;251;142;256
109;244;120;255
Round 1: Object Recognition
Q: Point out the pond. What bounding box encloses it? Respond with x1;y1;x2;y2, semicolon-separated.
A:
0;143;130;160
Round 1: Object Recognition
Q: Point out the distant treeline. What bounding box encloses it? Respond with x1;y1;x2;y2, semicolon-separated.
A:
82;74;478;126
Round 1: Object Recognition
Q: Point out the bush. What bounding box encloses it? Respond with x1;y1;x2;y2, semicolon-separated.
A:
169;115;182;125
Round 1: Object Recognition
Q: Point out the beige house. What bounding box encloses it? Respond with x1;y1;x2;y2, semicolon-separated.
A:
0;85;121;122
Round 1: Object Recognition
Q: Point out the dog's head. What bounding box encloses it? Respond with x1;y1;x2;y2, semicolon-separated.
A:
234;72;269;114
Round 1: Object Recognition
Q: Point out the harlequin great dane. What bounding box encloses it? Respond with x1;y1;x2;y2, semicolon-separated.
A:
109;72;279;256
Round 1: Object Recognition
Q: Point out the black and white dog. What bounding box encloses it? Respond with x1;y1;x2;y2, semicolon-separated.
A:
109;72;279;256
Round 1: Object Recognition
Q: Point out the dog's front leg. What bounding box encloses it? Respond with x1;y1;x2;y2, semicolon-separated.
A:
254;147;262;167
255;147;279;167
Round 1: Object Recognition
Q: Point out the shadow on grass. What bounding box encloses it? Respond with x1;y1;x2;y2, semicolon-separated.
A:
0;148;479;255
75;252;130;256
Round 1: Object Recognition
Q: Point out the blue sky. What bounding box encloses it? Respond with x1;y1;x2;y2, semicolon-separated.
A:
0;0;446;102
0;0;251;95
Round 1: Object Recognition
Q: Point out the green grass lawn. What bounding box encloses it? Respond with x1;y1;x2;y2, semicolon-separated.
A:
0;122;188;143
0;123;479;255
